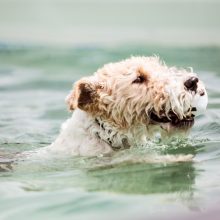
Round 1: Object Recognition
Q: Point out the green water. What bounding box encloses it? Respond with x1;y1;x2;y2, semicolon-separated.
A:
0;45;220;220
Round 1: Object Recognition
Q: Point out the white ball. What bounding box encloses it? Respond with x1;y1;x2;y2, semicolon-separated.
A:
191;92;208;116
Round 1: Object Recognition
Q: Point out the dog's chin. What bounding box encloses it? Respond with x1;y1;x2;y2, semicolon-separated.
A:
159;120;194;133
150;111;195;133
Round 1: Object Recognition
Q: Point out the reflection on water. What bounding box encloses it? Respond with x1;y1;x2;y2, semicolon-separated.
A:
0;45;220;219
85;162;196;195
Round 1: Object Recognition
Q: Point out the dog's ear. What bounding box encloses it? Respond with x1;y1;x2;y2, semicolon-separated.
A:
65;77;102;112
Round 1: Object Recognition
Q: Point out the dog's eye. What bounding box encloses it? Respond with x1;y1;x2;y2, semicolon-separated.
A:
132;76;145;84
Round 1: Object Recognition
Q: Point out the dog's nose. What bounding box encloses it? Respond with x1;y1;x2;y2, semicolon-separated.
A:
184;77;199;92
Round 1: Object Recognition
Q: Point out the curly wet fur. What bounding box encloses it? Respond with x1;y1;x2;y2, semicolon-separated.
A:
45;56;207;156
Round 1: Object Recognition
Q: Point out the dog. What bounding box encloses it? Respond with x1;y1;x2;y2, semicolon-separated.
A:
44;56;208;157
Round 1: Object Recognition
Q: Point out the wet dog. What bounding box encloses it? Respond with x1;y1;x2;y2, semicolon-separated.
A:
46;56;208;156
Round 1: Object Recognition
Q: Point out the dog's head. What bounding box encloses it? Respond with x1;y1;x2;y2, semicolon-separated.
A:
66;57;208;136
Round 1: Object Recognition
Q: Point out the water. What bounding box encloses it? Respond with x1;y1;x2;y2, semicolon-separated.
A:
0;45;220;220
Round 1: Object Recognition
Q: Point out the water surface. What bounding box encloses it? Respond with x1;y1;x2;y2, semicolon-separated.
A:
0;45;220;220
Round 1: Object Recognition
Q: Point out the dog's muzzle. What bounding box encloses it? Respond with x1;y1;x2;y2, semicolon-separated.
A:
150;110;195;128
150;82;208;130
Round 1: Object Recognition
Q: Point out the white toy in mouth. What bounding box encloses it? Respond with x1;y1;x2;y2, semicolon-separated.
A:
192;91;208;116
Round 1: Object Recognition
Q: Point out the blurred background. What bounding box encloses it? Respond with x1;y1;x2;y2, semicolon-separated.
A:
1;1;220;220
0;0;219;46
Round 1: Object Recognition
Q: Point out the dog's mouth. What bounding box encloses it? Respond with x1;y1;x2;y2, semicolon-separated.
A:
150;109;195;129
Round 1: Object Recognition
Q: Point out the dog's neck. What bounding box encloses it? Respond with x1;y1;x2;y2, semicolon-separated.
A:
93;117;131;150
50;109;155;156
70;109;149;152
89;115;150;150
